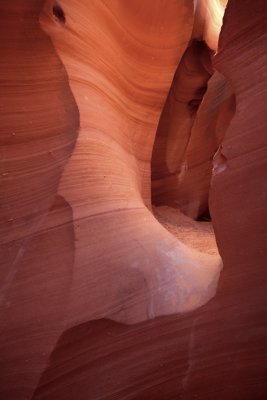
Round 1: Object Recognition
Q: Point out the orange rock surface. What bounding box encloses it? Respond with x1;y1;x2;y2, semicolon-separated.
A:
1;0;267;399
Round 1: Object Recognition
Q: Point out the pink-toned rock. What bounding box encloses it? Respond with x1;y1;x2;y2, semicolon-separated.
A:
210;0;267;314
151;39;214;215
0;1;222;399
175;72;235;218
39;0;221;325
1;0;267;399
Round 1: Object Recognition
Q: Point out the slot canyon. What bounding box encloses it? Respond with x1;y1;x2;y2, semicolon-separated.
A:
0;0;267;399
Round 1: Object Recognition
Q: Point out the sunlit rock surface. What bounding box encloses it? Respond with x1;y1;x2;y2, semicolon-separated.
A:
1;0;267;399
193;0;228;51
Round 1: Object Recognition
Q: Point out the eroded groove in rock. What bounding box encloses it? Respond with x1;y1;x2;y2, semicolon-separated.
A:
151;40;214;212
176;72;236;219
38;0;221;329
151;1;231;220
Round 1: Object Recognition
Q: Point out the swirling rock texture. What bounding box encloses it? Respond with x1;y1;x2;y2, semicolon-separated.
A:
152;67;235;219
151;0;235;219
0;0;267;399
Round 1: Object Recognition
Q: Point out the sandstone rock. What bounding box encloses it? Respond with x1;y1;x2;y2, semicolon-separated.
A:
1;0;267;399
151;39;214;215
175;72;235;219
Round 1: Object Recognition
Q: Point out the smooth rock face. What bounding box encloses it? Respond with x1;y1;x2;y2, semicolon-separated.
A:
0;2;79;399
177;71;235;218
1;0;267;399
193;0;228;51
151;39;214;216
151;0;233;220
39;0;221;325
152;69;235;219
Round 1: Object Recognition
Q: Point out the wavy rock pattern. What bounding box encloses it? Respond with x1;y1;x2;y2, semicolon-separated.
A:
152;69;235;219
1;0;267;399
39;0;221;324
151;39;214;215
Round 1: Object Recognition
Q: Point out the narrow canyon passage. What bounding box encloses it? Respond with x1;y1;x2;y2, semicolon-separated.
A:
151;33;236;257
1;1;267;400
39;0;223;327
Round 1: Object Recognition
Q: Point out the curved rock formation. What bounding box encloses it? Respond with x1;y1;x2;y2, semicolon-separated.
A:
152;69;235;219
151;0;234;219
0;2;79;399
38;0;222;324
1;0;267;399
151;39;214;215
193;0;228;51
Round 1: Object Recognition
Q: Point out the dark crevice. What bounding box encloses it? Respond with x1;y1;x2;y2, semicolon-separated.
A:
196;208;211;222
151;40;236;224
151;40;213;213
52;3;66;25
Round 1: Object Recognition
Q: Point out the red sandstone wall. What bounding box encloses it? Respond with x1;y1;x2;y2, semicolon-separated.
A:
1;0;267;399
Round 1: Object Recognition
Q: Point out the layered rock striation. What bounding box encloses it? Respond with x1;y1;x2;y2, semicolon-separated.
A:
1;0;267;399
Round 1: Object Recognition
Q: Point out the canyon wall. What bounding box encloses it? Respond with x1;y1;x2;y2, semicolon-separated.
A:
1;0;267;399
